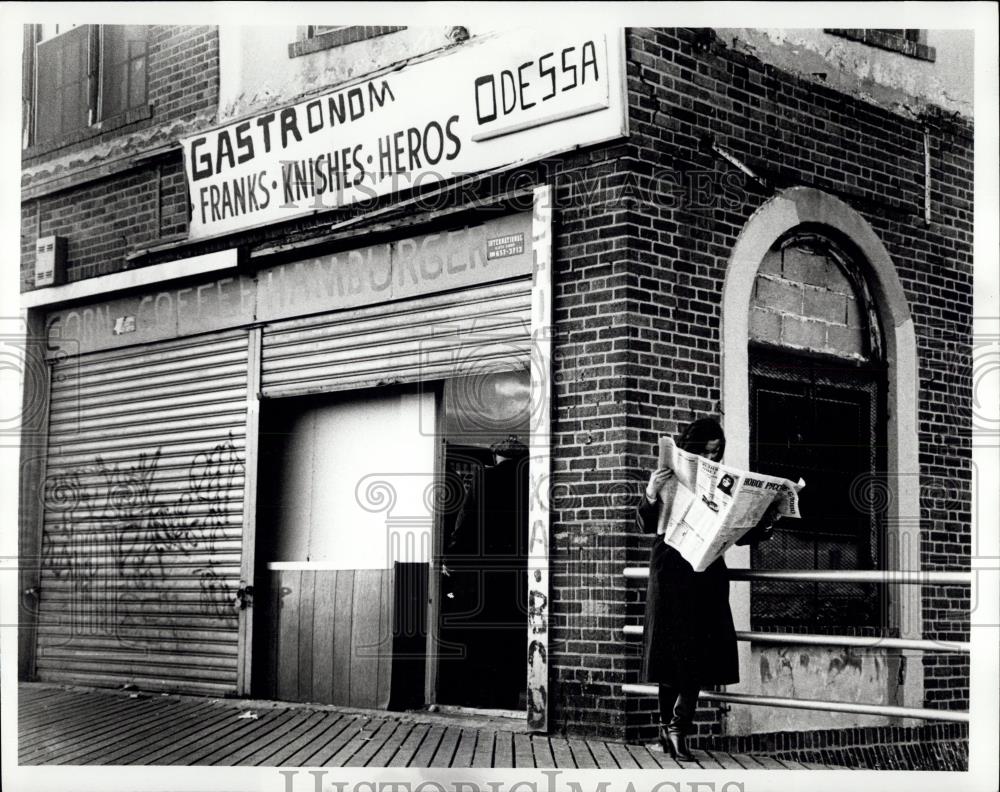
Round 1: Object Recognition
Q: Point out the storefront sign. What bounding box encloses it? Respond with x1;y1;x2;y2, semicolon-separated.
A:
181;28;625;239
46;213;532;357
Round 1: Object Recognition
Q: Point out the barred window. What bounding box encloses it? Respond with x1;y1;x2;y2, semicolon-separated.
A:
748;231;889;635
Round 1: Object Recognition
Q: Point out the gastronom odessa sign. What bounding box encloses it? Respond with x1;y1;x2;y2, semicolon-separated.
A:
181;28;626;239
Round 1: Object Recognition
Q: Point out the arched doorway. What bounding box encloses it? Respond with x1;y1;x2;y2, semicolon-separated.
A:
720;187;920;735
748;229;887;634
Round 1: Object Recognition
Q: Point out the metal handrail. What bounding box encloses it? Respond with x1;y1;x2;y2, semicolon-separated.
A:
621;566;973;723
623;567;973;585
621;625;970;653
621;685;970;724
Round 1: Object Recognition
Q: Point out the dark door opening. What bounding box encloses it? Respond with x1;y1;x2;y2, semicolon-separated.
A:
434;371;530;711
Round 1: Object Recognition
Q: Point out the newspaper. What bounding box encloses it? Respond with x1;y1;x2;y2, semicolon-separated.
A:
655;437;805;572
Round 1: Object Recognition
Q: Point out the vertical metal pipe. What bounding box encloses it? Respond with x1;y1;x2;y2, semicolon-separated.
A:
924;125;932;225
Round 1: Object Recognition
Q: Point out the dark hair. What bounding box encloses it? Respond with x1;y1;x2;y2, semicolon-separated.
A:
676;417;726;458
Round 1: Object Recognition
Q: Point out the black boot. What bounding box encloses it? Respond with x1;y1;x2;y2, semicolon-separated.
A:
656;686;679;755
664;720;694;761
665;687;697;761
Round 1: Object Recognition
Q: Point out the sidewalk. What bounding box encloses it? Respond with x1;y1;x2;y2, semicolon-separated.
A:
17;682;840;769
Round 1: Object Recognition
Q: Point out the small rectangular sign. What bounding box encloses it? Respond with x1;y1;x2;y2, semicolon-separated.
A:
487;233;525;260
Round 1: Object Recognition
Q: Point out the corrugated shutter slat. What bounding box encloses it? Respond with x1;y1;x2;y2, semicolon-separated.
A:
35;329;248;695
261;278;531;396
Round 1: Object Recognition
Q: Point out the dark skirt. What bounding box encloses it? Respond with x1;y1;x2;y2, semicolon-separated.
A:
641;535;740;687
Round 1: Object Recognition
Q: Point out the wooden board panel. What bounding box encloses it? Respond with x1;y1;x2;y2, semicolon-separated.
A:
279;715;354;766
386;722;430;767
729;751;766;769
493;731;513;767
93;701;213;765
19;694;126;741
376;569;392;708
410;724;446;767
332;570;354;706
276;570;301;701
585;740;617;768
21;699;170;763
751;754;788;769
430;726;461;767
471;730;495;767
311;572;338;703
324;716;384;766
689;748;723;769
344;718;401;767
512;732;534;767
627;744;661;769
706;749;745;769
532;736;556;768
45;700;184;764
566;739;597;769
368;721;415;766
261;713;344;766
140;708;254;765
349;570;383;708
113;706;237;765
451;728;478;768
217;711;316;766
298;570;316;702
606;742;639;769
186;710;297;765
311;716;370;766
650;746;684;770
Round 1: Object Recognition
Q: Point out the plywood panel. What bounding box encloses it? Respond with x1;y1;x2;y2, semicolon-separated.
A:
332;570;354;706
377;569;393;709
276;569;300;701
297;570;315;702
311;571;337;703
349;569;383;708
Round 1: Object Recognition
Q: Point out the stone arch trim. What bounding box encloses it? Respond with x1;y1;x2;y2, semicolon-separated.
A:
720;186;921;732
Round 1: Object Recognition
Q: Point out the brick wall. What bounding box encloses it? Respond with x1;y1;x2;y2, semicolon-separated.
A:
147;26;220;122
21;25;219;291
617;26;972;743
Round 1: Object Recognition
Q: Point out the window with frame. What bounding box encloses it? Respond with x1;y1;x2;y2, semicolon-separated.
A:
824;28;935;61
28;23;150;147
288;25;407;58
748;231;890;636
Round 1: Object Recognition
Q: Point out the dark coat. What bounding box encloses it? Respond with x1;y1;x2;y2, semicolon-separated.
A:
637;494;774;687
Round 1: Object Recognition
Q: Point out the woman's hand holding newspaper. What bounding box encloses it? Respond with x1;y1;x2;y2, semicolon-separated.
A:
645;468;675;503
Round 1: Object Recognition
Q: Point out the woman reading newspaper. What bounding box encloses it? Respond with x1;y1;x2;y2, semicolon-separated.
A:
637;417;780;761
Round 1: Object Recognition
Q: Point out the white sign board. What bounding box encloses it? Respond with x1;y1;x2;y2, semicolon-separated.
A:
182;29;626;239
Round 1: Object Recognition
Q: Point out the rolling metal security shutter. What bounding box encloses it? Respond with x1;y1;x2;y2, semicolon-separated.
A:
36;329;248;695
260;278;531;396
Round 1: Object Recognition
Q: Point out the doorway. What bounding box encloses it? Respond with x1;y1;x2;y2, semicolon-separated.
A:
434;369;531;711
251;385;436;707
